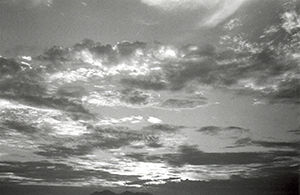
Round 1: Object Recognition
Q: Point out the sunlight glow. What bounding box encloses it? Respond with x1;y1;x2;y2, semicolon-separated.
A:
147;116;162;124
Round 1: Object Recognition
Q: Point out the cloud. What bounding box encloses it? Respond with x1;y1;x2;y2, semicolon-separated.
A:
288;130;300;135
1;37;299;140
121;78;167;91
38;46;70;62
2;0;53;8
229;137;300;150
0;57;27;76
34;125;148;158
197;126;250;141
166;59;218;90
147;117;162;124
164;145;298;166
201;0;247;27
143;124;182;132
99;116;144;125
198;126;248;133
116;41;147;57
122;145;299;184
0;100;297;187
120;89;153;105
140;0;248;27
140;0;208;10
253;141;300;150
197;126;299;151
30;37;300;104
140;0;238;11
161;98;207;109
0;161;139;186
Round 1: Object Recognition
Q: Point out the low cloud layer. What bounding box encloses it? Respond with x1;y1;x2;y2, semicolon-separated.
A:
0;102;298;187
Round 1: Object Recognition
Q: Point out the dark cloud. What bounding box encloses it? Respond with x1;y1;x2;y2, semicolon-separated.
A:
288;129;300;135
27;97;92;119
124;145;299;171
268;78;300;104
120;89;151;105
34;125;146;158
56;85;88;98
166;59;218;91
253;140;300;149
121;78;167;91
1;94;93;120
141;124;185;147
1;120;39;134
146;142;163;148
227;137;253;148
0;106;55;135
0;72;46;97
0;59;93;119
197;126;220;132
125;153;163;163
160;98;207;109
142;124;183;132
0;161;138;184
164;145;297;166
0;57;29;75
229;138;300;150
36;144;89;158
37;46;71;62
197;126;249;135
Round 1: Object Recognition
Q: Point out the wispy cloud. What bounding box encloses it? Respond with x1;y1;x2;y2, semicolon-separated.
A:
200;0;247;27
139;0;248;27
2;0;53;8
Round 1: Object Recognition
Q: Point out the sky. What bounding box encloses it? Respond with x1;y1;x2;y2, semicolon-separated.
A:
0;0;299;195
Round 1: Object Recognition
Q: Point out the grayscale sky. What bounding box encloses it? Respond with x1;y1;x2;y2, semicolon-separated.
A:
0;0;299;195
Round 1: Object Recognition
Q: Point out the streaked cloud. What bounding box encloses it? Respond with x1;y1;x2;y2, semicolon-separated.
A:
2;0;53;8
0;103;298;187
140;0;248;27
201;0;247;27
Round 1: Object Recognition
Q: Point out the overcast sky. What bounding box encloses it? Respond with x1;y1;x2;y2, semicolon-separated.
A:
0;0;299;195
